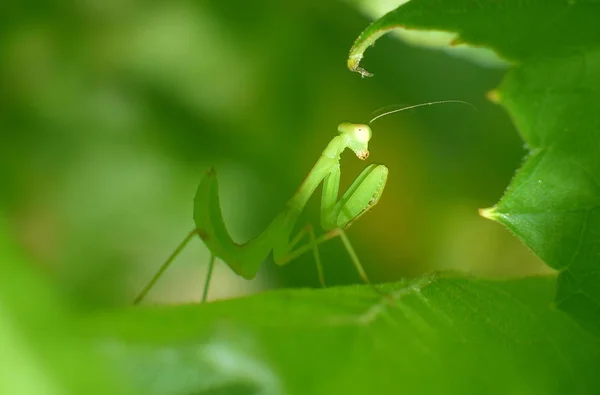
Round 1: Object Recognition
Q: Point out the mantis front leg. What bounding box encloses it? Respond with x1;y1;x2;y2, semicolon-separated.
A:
274;162;388;286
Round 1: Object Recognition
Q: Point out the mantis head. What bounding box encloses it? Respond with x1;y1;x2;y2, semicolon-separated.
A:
338;122;372;160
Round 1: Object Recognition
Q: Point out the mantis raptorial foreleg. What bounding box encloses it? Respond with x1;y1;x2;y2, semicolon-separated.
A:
274;162;387;282
133;100;473;304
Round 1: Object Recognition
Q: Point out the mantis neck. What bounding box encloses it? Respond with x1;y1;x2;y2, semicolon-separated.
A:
287;135;347;211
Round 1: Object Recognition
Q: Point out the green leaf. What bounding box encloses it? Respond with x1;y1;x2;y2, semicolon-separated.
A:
347;0;600;77
90;275;599;395
486;57;600;337
347;0;600;335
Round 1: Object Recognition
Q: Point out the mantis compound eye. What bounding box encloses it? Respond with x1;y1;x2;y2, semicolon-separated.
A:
353;125;372;144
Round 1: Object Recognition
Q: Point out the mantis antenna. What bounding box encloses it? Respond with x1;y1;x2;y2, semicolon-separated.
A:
369;100;476;124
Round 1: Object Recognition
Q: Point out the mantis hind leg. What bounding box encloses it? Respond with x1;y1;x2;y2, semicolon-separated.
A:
133;229;198;305
135;234;217;305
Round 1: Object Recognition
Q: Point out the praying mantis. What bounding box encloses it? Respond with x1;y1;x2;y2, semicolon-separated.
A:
134;100;472;304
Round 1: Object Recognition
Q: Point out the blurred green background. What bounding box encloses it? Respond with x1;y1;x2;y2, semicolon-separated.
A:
1;0;551;308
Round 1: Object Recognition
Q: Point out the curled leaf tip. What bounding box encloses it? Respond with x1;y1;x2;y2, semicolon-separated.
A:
348;54;373;77
348;23;405;78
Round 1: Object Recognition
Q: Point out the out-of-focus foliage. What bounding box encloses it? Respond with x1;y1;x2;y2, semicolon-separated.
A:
0;218;130;394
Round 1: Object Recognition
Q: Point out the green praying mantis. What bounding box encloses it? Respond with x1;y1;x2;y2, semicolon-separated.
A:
134;100;473;304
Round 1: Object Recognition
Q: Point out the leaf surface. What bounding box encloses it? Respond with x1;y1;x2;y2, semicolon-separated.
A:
91;275;600;395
